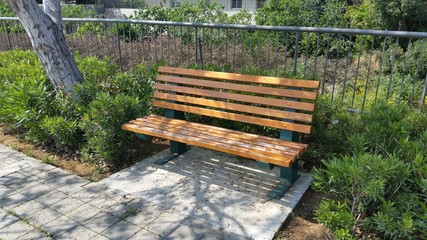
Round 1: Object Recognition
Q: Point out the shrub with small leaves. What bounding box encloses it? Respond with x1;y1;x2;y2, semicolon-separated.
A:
79;92;147;166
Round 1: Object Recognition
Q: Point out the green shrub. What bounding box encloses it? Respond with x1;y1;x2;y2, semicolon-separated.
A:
0;50;55;144
314;200;355;239
0;50;155;166
300;97;359;165
62;5;98;18
0;1;14;17
313;101;427;239
39;116;79;150
79;92;146;166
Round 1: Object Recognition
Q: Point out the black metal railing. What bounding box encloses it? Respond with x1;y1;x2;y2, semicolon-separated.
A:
1;17;426;110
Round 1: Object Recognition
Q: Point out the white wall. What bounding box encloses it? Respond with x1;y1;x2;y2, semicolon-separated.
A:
147;0;260;12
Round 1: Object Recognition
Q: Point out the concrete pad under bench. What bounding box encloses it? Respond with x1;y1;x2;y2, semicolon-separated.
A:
100;146;312;240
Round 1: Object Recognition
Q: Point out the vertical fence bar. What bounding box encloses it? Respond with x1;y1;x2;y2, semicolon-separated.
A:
173;26;177;66
331;35;341;101
362;39;375;110
210;27;213;65
398;38;412;103
375;37;388;102
116;22;123;72
283;32;289;74
148;26;152;64
293;32;300;76
3;21;12;50
341;35;353;102
386;37;399;100
232;29;236;70
274;31;278;76
257;30;260;67
195;27;198;66
351;38;363;108
167;25;171;66
266;31;270;68
140;24;145;62
241;30;244;68
411;39;426;103
321;33;331;95
160;25;163;61
180;26;184;65
303;33;309;78
225;28;228;65
313;33;320;77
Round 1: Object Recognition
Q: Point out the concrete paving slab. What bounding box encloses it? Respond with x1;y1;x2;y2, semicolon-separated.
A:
26;207;61;226
127;229;162;240
42;215;80;238
100;220;142;240
82;211;121;234
0;161;30;177
16;229;50;240
57;225;100;240
0;142;312;240
0;192;32;210
0;208;19;229
0;220;35;239
66;203;103;224
50;197;86;215
101;147;312;240
11;199;46;218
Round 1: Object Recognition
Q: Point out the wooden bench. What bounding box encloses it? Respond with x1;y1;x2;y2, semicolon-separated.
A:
122;66;320;198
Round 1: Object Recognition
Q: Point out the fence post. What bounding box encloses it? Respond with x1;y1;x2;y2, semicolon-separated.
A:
116;22;123;72
3;21;12;50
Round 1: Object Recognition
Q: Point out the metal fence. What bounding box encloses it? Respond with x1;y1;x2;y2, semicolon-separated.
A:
1;17;426;111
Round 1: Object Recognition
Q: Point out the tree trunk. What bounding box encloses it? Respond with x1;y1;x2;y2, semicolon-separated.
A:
8;0;84;93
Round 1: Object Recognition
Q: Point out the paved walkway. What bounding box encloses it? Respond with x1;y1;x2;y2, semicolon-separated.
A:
0;144;311;240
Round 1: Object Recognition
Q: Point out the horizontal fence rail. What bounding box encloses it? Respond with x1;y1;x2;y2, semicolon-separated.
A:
1;17;426;111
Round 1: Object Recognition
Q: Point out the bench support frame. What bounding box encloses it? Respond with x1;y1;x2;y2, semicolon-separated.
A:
154;109;189;165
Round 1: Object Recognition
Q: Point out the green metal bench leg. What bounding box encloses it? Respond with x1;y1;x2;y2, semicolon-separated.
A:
267;121;300;198
267;162;299;199
155;109;189;165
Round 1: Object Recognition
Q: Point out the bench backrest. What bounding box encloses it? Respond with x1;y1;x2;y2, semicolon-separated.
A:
153;66;320;134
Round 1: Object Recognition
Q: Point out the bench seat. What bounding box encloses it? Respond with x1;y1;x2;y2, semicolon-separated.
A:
123;115;308;167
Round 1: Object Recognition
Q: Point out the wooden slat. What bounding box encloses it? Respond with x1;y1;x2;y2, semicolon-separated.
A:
152;100;312;134
141;116;307;150
158;66;320;89
154;83;316;112
122;123;295;167
156;75;318;100
130;119;297;159
133;116;307;154
154;92;313;123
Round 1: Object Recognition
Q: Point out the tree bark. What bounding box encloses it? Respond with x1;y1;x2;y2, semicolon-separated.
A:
8;0;84;93
43;0;63;31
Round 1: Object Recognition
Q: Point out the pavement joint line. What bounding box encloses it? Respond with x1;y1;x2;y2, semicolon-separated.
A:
3;208;54;239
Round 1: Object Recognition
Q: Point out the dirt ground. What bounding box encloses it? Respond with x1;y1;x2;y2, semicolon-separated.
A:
0;124;329;239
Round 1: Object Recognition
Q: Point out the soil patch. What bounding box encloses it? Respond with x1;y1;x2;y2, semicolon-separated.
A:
275;188;330;240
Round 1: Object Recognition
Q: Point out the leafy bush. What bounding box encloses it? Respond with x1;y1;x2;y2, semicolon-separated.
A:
0;1;14;17
0;50;155;167
300;97;359;165
313;101;427;239
79;92;145;166
0;50;54;140
62;5;98;18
